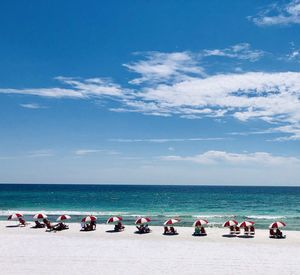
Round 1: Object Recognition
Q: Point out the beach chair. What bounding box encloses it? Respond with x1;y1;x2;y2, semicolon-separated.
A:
137;225;151;234
229;226;235;235
54;222;69;231
244;226;249;235
18;218;27;227
234;226;240;235
32;220;45;228
249;226;255;235
114;222;125;232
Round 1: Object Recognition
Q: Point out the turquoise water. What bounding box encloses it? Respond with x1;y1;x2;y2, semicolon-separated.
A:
0;184;299;230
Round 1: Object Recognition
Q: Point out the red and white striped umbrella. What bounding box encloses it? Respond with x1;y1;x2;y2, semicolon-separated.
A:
81;215;97;223
239;221;255;228
164;218;180;225
8;213;23;220
107;216;122;223
193;219;208;227
135;217;151;224
33;213;47;220
269;221;286;229
223;220;238;227
57;215;71;222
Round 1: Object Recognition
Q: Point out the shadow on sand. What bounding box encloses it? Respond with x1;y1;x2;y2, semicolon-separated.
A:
237;235;254;239
6;225;20;228
106;230;120;233
222;234;237;238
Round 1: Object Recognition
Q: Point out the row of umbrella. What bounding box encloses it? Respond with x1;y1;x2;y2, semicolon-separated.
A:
223;219;286;229
8;213;70;222
7;213;286;229
7;213;151;225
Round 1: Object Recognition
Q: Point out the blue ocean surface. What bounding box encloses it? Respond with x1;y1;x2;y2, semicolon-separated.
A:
0;184;299;230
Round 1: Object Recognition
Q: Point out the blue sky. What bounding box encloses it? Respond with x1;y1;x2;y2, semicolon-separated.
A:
1;0;300;185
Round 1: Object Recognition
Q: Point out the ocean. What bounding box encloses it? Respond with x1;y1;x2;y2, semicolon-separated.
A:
0;184;299;230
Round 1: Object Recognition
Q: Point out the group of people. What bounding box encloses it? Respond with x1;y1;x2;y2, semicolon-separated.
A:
163;226;178;235
269;228;285;239
33;219;69;231
81;220;96;231
229;225;255;235
136;224;151;234
193;226;207;236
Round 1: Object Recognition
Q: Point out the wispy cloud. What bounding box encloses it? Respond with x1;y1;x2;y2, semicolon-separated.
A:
20;103;46;109
74;149;120;156
160;150;300;166
0;77;123;99
202;43;265;61
250;0;300;26
109;137;225;143
0;149;54;160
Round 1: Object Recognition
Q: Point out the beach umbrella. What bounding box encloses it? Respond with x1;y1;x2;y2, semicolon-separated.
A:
193;219;208;227
81;215;97;223
107;216;122;224
33;213;47;220
135;217;151;225
57;215;71;222
239;221;254;228
223;220;238;227
164;218;180;225
8;213;23;220
269;221;286;229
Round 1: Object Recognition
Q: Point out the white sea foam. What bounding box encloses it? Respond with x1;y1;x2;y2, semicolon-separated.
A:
245;215;286;220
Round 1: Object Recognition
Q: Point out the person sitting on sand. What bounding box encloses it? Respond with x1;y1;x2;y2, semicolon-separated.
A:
170;226;177;234
275;228;283;238
194;226;201;235
43;218;57;231
269;229;275;238
91;220;96;230
114;221;125;232
200;226;206;235
164;226;170;234
144;224;150;233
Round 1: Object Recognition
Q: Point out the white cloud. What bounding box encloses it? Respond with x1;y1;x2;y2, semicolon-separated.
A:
1;47;300;140
250;0;300;26
202;43;265;61
124;52;205;84
161;150;300;166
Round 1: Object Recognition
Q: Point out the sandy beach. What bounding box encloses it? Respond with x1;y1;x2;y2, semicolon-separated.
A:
1;221;300;275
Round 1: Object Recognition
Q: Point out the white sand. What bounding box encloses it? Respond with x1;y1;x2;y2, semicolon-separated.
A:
1;221;300;275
